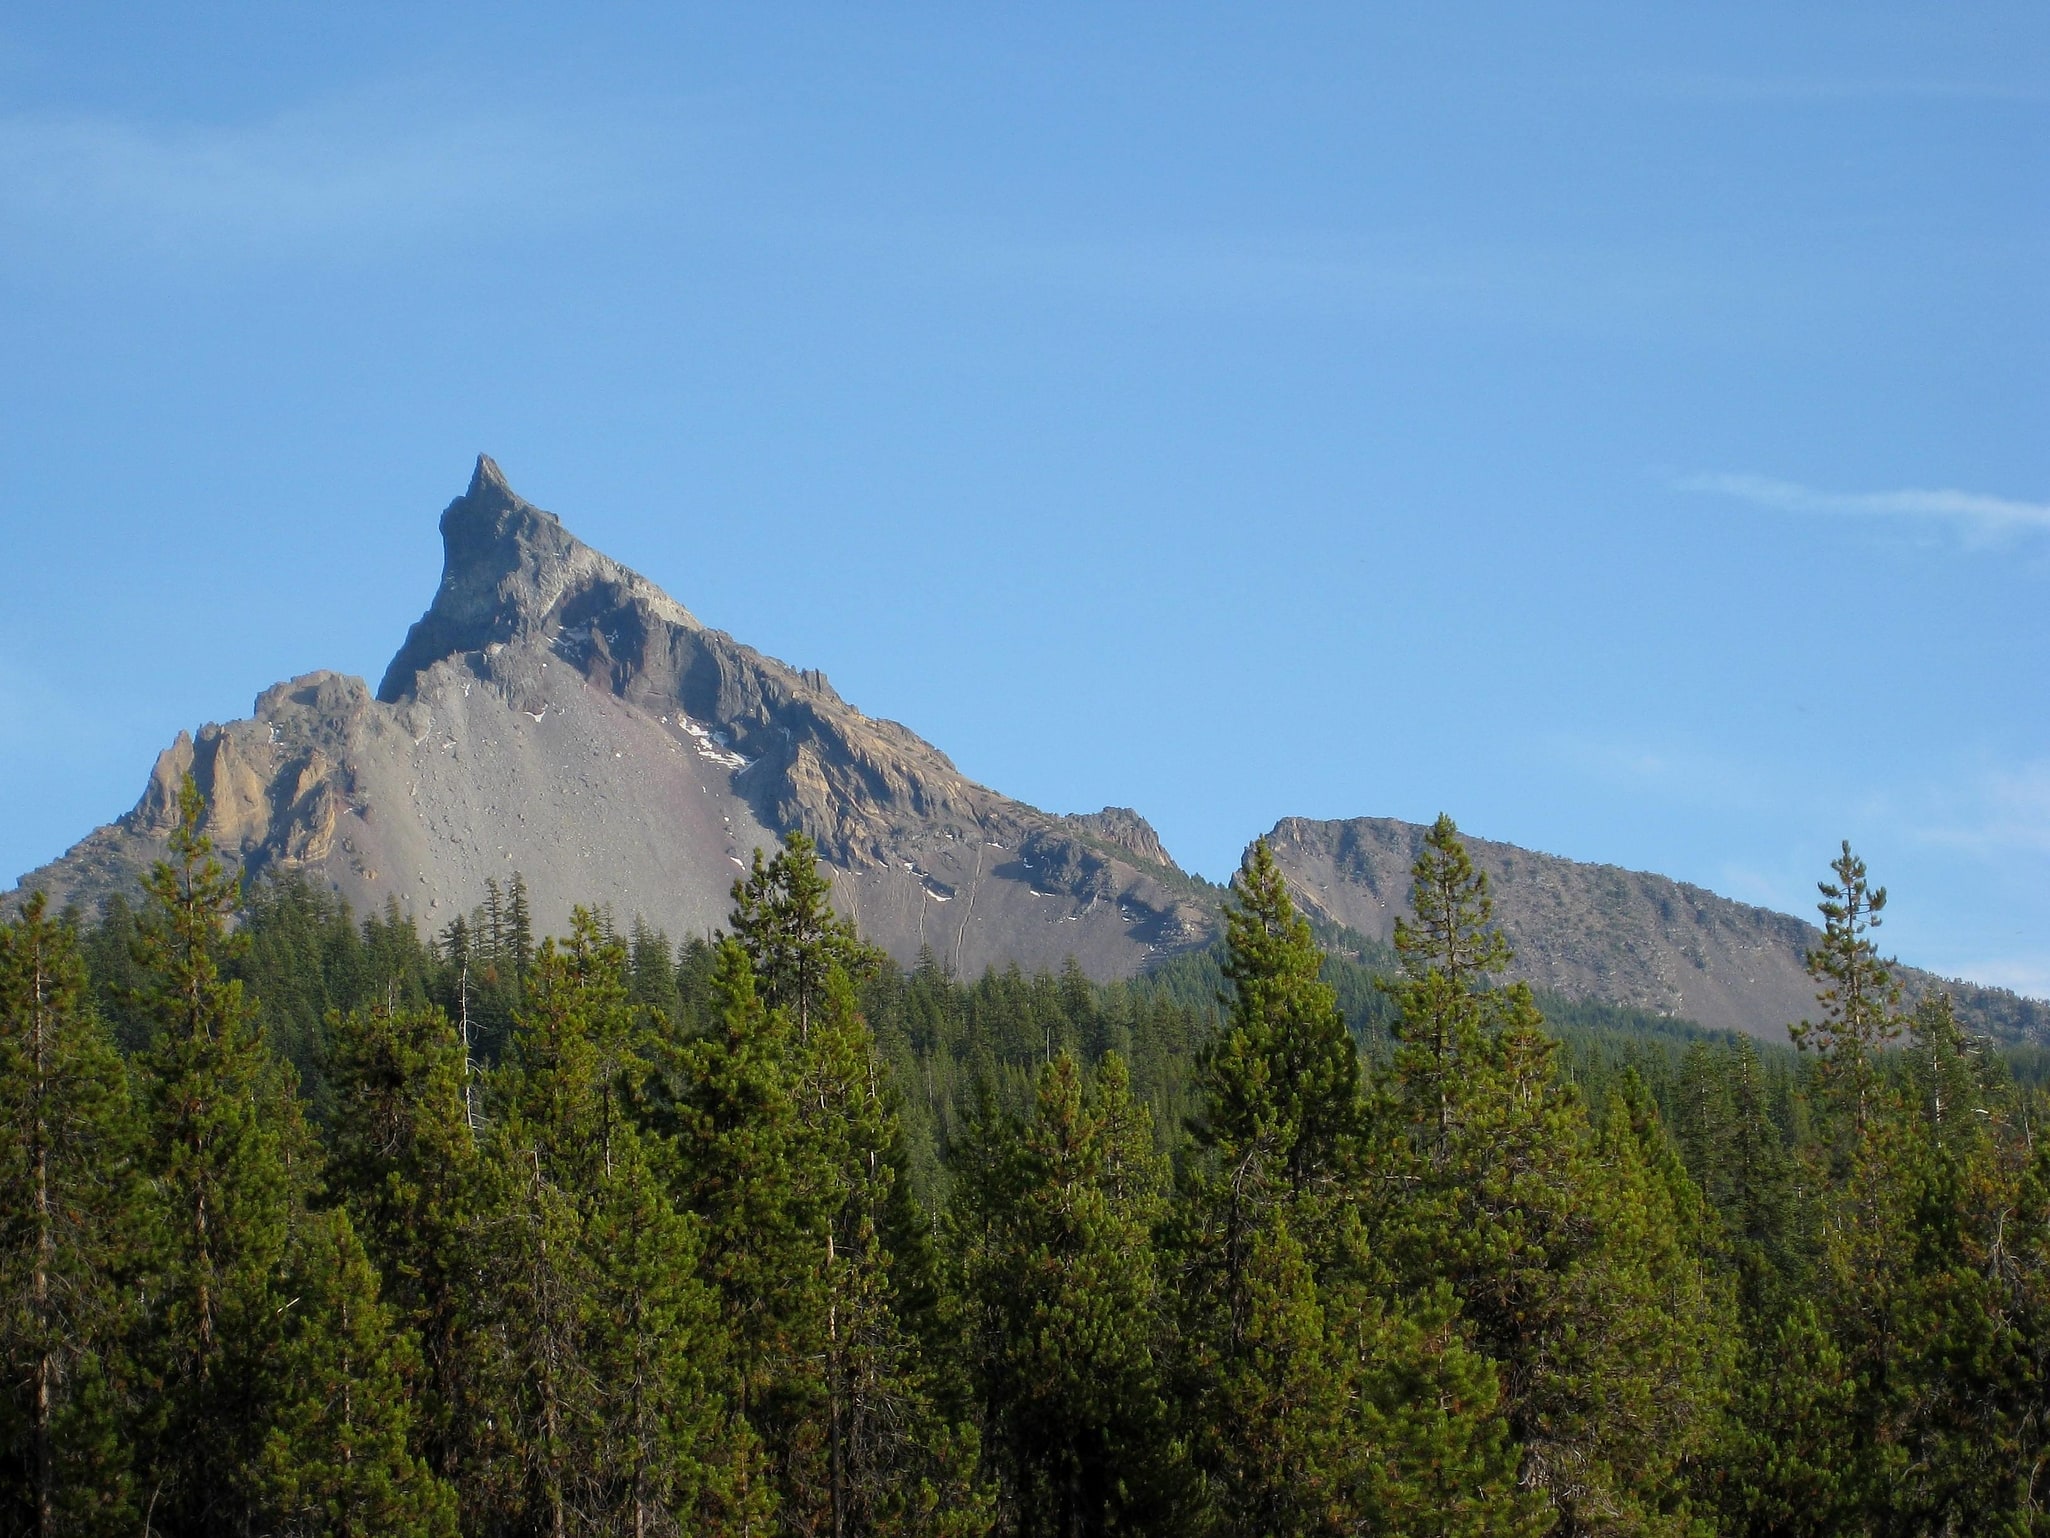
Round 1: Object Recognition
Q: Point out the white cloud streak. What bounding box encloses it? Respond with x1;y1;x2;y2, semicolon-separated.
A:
1680;473;2050;543
0;81;644;261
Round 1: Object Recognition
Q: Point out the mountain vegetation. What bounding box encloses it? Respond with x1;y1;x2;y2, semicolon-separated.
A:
4;788;2046;1535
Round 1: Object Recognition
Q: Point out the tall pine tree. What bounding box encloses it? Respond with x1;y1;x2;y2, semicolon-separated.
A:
0;894;142;1536
467;908;749;1535
952;1053;1181;1536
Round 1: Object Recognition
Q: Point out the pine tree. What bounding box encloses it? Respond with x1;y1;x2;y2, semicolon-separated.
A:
1785;989;2050;1534
129;777;448;1534
324;998;481;1487
0;893;142;1536
1384;814;1511;1163
1367;815;1730;1536
1674;1038;1801;1313
130;776;303;1531
1174;837;1536;1537
1200;839;1360;1213
505;873;535;984
1197;1216;1354;1538
469;909;748;1535
953;1053;1180;1536
253;1206;458;1536
1713;1302;1859;1537
668;937;814;1529
729;832;880;1043
627;917;679;1020
1338;1279;1543;1538
1791;841;1902;1139
714;833;984;1536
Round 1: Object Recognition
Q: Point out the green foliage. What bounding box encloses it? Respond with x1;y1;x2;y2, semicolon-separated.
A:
129;777;448;1534
465;908;748;1535
1792;840;1904;1138
0;894;142;1535
1200;839;1362;1206
953;1053;1182;1535
671;839;988;1535
1369;815;1731;1536
323;996;480;1488
30;808;2050;1536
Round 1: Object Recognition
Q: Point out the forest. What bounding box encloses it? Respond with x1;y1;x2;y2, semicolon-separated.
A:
2;779;2046;1537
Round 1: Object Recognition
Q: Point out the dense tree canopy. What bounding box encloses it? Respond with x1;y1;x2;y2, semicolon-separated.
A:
3;787;2046;1535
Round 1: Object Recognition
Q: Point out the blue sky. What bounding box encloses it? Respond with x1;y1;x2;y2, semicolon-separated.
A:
2;4;2045;996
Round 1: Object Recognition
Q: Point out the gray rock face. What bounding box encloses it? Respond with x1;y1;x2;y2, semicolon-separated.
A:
1264;815;2050;1044
11;459;1214;976
7;458;2044;1046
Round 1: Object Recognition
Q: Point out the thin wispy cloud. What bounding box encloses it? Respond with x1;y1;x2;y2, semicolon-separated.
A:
838;218;1763;341
1680;473;2050;545
1634;73;2048;106
0;79;648;261
1912;761;2050;860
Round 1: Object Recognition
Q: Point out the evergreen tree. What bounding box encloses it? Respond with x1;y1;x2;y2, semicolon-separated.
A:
1178;837;1535;1538
711;834;984;1535
1383;814;1511;1164
1713;1302;1860;1537
505;874;536;984
668;938;809;1529
1196;1215;1353;1538
627;916;680;1020
953;1053;1180;1536
1338;1280;1542;1538
1791;841;1902;1139
130;777;305;1530
325;998;481;1487
468;909;748;1535
1173;841;1365;1530
1199;839;1360;1214
1674;1038;1802;1312
253;1205;458;1537
0;894;142;1536
730;832;880;1042
1788;988;2048;1534
1368;815;1730;1536
129;777;448;1534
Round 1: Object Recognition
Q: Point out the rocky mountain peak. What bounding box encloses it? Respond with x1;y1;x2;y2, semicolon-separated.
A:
377;457;695;703
1059;807;1180;871
468;452;513;498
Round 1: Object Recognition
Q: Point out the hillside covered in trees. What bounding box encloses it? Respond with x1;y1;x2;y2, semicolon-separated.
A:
3;783;2047;1536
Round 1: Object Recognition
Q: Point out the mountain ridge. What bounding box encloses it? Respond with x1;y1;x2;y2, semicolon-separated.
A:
8;457;2045;1046
1261;815;2047;1044
11;458;1213;978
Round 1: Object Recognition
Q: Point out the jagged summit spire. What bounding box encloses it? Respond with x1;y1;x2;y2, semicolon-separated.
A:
468;452;513;499
375;455;695;703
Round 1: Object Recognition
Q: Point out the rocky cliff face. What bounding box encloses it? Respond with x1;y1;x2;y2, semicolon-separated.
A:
8;458;2044;1046
1264;815;2049;1044
11;458;1214;976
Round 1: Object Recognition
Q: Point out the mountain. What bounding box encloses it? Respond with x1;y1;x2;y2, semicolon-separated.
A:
8;457;2045;1047
10;457;1214;977
1264;815;2049;1045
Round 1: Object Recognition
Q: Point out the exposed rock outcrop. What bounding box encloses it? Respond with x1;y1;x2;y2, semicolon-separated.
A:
12;458;1207;979
9;457;2043;1046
